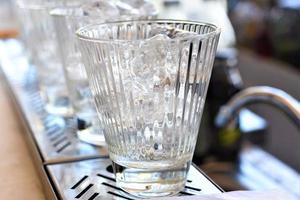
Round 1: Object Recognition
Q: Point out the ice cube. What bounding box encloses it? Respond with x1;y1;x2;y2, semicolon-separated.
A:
115;1;140;18
120;27;198;129
116;0;157;19
150;26;198;39
80;0;120;18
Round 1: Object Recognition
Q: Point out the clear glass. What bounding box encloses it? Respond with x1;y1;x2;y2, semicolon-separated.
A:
77;20;220;198
50;2;157;146
15;1;72;116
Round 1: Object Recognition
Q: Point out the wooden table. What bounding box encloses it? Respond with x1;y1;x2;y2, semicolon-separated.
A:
0;75;45;199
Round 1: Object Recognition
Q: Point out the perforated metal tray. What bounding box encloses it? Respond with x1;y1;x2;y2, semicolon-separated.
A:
0;39;223;199
47;159;222;199
0;39;108;164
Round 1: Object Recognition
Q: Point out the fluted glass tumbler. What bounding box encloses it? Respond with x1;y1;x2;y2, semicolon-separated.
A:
77;20;220;198
50;6;104;146
15;1;71;116
50;1;157;146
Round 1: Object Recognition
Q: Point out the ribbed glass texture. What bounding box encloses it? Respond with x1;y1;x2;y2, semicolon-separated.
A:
77;20;220;168
51;7;98;125
50;3;157;145
15;1;70;116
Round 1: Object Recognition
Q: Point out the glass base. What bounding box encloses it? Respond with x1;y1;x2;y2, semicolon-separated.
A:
112;160;190;198
76;127;106;146
45;103;73;117
44;96;73;117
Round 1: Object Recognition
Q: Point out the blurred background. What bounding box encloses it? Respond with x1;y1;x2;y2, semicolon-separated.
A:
151;1;300;191
0;0;299;198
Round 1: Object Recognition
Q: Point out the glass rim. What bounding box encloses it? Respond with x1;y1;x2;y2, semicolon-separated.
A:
76;19;221;44
49;6;108;19
49;5;158;19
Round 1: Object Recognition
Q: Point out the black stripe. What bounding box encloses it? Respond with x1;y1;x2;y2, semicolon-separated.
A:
71;175;88;189
56;141;71;153
75;184;93;198
185;185;201;191
53;136;67;147
101;182;121;191
88;193;99;200
180;191;194;195
97;173;116;182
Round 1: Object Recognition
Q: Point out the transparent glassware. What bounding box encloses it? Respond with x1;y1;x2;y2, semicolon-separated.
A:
77;20;220;198
15;0;72;116
50;1;157;146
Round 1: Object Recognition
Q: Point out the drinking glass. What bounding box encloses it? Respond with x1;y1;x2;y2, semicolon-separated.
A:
15;0;72;116
50;1;157;146
77;20;220;198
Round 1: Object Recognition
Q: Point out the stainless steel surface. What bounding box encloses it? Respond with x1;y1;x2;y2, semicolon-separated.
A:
0;39;108;164
48;158;222;199
238;145;300;199
216;86;300;128
0;39;223;199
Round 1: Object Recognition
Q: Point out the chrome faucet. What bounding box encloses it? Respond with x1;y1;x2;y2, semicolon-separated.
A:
215;86;300;129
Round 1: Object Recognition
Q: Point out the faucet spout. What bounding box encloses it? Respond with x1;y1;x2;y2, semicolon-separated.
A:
215;86;300;129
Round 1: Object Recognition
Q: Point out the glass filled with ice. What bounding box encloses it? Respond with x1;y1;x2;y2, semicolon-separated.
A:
77;20;220;198
15;0;72;116
50;0;157;146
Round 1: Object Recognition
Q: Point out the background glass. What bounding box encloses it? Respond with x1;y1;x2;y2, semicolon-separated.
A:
77;20;220;198
50;0;157;146
15;0;72;116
